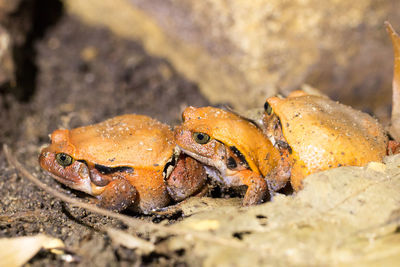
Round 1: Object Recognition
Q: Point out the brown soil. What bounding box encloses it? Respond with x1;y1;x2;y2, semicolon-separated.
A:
0;3;209;266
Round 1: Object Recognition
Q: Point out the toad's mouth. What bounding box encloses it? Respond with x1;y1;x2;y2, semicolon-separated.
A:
177;146;226;171
47;165;120;197
47;171;94;196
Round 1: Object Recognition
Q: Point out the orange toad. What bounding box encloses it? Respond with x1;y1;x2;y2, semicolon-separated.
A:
174;106;286;205
39;114;207;213
263;90;388;191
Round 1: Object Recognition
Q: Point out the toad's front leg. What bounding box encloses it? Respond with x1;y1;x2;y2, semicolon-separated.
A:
224;169;269;206
89;168;136;211
95;178;137;211
165;154;208;202
388;140;400;155
265;148;292;194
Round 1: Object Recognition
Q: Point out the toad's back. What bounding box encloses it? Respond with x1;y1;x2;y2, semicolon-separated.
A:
61;114;174;169
267;95;388;174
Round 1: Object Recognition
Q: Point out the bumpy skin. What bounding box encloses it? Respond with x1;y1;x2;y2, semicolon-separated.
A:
263;90;388;191
388;140;400;155
165;154;208;201
39;114;207;213
175;106;283;205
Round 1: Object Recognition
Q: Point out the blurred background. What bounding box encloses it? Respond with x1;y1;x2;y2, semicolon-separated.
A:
0;0;399;148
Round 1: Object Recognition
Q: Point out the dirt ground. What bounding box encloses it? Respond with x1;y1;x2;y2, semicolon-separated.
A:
0;5;210;266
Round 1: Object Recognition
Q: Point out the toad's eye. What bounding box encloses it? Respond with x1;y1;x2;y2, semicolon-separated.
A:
193;132;210;144
264;102;273;115
56;153;74;167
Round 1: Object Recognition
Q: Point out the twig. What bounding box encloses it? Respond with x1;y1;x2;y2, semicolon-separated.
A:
385;21;400;141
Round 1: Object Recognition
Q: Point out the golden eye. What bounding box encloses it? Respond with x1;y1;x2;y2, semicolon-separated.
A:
264;102;273;115
193;132;210;144
56;153;74;167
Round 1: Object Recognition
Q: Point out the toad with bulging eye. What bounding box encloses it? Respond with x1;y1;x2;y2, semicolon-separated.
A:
174;106;289;205
39;114;207;213
262;90;388;191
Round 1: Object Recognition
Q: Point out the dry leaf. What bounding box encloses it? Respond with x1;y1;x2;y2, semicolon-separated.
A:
0;234;64;267
106;227;155;255
184;219;220;231
164;154;400;266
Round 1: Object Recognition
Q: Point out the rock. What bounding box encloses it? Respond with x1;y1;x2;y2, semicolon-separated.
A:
66;0;399;115
0;25;14;85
